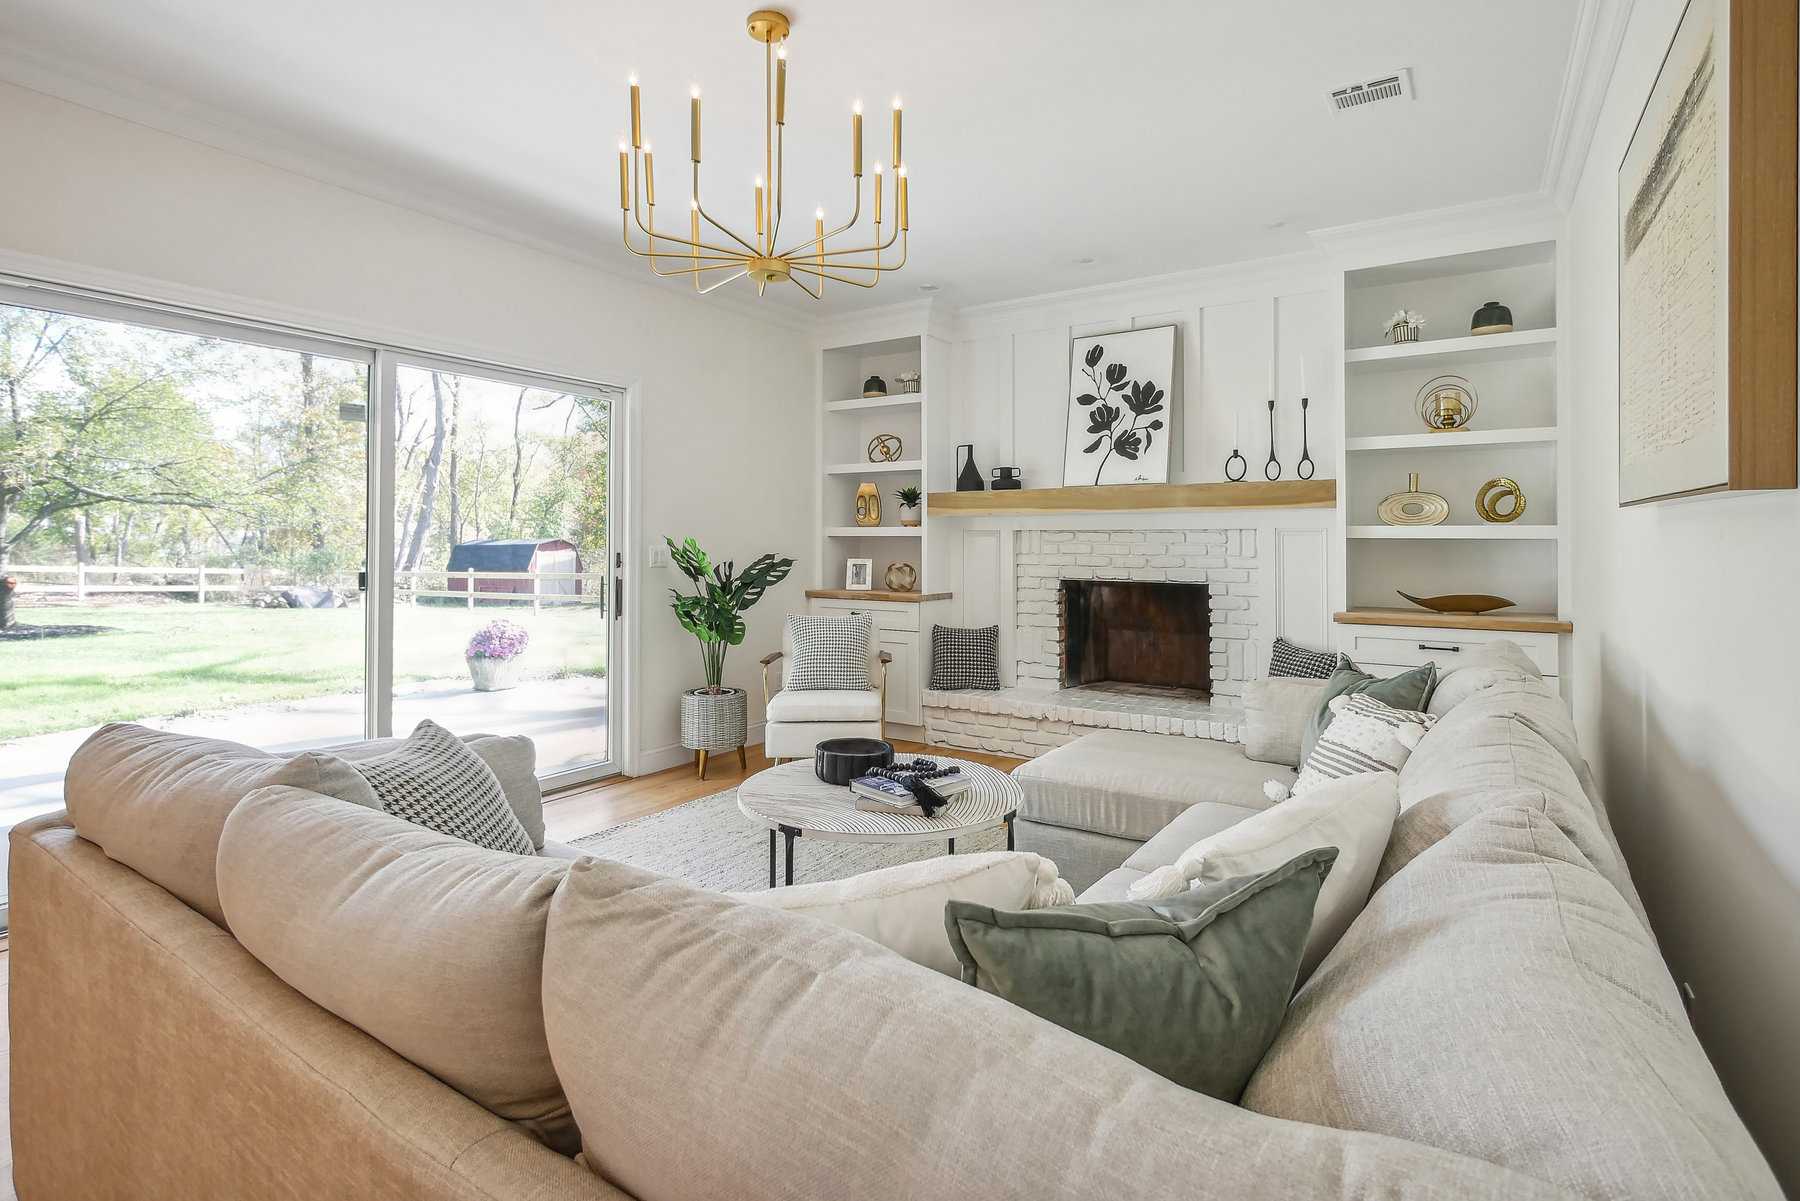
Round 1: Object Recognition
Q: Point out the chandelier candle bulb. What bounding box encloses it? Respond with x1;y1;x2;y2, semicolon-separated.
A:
629;73;642;148
898;167;909;229
892;95;902;172
853;102;863;176
776;49;787;124
755;176;764;236
644;144;655;206
618;147;629;210
874;161;883;223
690;86;701;161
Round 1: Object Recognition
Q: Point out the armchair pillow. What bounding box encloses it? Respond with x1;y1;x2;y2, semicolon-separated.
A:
929;623;1002;690
1125;772;1399;980
784;612;875;691
944;847;1335;1101
733;851;1072;975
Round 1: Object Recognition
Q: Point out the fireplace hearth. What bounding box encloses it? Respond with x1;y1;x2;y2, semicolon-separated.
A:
1059;579;1212;698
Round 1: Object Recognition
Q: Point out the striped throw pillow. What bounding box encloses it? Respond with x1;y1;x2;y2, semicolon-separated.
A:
1288;693;1436;798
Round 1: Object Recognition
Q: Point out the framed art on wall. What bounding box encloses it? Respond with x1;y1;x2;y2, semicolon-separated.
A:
1616;0;1796;505
1062;325;1177;487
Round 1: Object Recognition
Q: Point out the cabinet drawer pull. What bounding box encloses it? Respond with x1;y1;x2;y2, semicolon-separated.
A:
1418;643;1462;653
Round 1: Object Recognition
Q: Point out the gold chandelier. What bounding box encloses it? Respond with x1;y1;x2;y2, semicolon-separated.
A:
617;8;909;298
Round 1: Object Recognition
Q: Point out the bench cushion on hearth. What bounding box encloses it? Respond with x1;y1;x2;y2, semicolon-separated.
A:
1012;730;1288;844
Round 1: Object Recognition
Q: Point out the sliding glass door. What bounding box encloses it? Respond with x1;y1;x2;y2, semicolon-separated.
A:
382;361;615;780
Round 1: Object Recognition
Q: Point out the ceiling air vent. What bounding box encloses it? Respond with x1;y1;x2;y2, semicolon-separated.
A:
1327;69;1413;114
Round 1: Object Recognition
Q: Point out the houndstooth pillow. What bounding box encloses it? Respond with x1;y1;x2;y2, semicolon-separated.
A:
1270;636;1340;680
785;612;874;691
344;719;537;854
1282;693;1436;800
930;624;1001;690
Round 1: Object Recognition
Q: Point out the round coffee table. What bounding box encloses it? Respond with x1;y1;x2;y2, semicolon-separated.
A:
737;757;1022;888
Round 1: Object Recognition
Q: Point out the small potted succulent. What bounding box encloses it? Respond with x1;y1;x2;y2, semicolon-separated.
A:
1383;309;1426;344
894;485;923;526
466;619;530;691
667;537;794;768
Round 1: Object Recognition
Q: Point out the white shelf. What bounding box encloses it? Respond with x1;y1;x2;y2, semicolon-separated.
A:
1345;328;1558;372
825;393;924;413
1347;525;1559;540
825;459;924;476
824;526;924;538
1344;426;1559;452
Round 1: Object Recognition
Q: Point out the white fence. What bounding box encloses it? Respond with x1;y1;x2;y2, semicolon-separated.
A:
6;564;248;603
6;564;610;613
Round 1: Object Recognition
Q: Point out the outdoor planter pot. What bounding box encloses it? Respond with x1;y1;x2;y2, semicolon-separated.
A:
681;687;748;753
469;655;525;692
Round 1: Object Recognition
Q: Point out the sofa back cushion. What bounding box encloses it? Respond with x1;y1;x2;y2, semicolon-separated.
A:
1389;681;1649;926
541;857;1581;1201
216;787;577;1153
63;724;361;926
1241;807;1782;1201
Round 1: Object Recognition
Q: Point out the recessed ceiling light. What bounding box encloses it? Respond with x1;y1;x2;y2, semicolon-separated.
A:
918;283;940;292
1073;256;1097;265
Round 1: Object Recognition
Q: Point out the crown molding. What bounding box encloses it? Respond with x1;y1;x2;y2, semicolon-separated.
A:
1308;192;1565;267
0;37;822;337
1541;0;1636;211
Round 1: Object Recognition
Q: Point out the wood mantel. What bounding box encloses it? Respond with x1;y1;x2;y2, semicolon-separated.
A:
927;479;1335;516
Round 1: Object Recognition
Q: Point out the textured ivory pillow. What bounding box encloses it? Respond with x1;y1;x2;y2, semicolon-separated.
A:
1243;677;1327;768
732;851;1072;975
325;731;544;848
945;849;1334;1102
1287;693;1435;798
1127;772;1399;981
62;723;376;926
216;787;577;1153
1300;659;1437;765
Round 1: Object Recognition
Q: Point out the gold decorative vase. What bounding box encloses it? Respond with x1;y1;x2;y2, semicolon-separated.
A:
854;483;881;527
1377;473;1450;526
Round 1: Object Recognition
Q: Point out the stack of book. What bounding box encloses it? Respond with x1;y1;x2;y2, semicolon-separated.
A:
851;768;973;816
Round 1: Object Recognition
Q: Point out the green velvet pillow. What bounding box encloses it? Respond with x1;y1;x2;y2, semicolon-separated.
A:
944;847;1335;1101
1298;658;1437;766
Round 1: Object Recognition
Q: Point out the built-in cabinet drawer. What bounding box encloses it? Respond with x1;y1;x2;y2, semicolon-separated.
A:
808;598;920;632
1343;625;1561;678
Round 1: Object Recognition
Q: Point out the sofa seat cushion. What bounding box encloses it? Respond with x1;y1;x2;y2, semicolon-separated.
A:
1242;807;1782;1201
542;857;1579;1201
216;787;578;1154
1388;685;1648;928
1078;865;1148;903
731;851;1073;976
1011;731;1283;843
766;687;882;723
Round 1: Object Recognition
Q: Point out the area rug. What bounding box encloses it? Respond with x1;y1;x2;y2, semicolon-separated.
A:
570;789;1008;892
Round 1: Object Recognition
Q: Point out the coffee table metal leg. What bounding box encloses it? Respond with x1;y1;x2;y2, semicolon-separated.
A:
1006;810;1016;851
768;829;778;889
780;825;799;886
948;837;955;855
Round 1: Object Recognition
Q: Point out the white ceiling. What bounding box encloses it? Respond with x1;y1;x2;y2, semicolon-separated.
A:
0;0;1582;315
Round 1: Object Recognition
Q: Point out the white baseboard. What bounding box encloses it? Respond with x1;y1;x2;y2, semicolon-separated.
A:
633;720;768;778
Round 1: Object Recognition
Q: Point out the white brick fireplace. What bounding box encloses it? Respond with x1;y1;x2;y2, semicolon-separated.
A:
923;516;1325;759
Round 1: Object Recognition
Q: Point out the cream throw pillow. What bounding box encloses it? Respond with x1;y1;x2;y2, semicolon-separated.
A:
733;851;1073;976
216;787;578;1153
1124;771;1399;981
1243;677;1328;768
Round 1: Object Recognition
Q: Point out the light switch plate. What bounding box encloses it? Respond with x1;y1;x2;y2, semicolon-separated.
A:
648;543;670;569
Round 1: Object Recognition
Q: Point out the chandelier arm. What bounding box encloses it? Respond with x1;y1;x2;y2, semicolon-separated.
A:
621;215;753;267
697;267;753;294
786;263;886;289
810;190;904;257
787;269;824;300
762;38;773;254
770;123;786;250
692;164;761;255
774;176;862;260
789;232;908;279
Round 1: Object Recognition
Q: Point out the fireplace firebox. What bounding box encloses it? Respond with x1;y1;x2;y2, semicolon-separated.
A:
1059;579;1211;697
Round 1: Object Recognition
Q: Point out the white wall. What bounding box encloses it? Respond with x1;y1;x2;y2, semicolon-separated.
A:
1564;4;1800;1187
0;80;817;773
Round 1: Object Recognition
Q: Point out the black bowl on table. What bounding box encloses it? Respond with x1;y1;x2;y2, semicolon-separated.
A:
814;737;895;786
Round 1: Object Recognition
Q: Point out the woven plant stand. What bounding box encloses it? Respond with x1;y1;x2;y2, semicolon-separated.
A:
681;686;748;780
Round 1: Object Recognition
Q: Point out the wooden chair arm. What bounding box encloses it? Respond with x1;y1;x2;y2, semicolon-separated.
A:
879;650;893;664
762;652;782;708
759;651;784;666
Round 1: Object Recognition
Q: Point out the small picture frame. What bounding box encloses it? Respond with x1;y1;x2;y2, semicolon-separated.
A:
844;558;874;590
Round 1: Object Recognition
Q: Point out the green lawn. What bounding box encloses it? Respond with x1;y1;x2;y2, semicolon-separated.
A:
0;602;606;740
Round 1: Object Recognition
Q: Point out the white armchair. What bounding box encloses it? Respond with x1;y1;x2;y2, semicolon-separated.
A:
761;623;891;761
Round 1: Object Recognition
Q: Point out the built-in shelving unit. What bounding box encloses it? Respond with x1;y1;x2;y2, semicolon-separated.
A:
825;459;925;476
1336;239;1570;630
824;393;926;414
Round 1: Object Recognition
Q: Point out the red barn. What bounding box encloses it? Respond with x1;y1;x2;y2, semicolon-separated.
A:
445;539;583;598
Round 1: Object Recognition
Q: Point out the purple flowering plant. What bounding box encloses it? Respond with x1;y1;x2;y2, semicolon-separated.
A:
466;619;530;661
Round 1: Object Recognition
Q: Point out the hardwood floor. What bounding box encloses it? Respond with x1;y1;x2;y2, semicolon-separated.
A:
542;739;1023;844
0;742;1013;1201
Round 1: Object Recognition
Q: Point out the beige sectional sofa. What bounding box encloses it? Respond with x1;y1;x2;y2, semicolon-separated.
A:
9;655;1784;1200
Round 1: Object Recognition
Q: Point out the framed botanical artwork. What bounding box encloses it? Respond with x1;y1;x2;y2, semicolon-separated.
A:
844;558;873;591
1062;325;1177;487
1617;0;1795;504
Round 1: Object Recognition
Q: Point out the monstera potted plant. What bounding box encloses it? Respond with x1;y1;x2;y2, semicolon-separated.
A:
666;536;794;776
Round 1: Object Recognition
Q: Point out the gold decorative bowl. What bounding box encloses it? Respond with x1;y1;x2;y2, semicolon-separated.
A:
1398;590;1517;616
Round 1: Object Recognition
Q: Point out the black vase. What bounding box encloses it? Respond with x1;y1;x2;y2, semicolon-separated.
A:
991;466;1022;490
1470;300;1513;335
955;445;985;491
